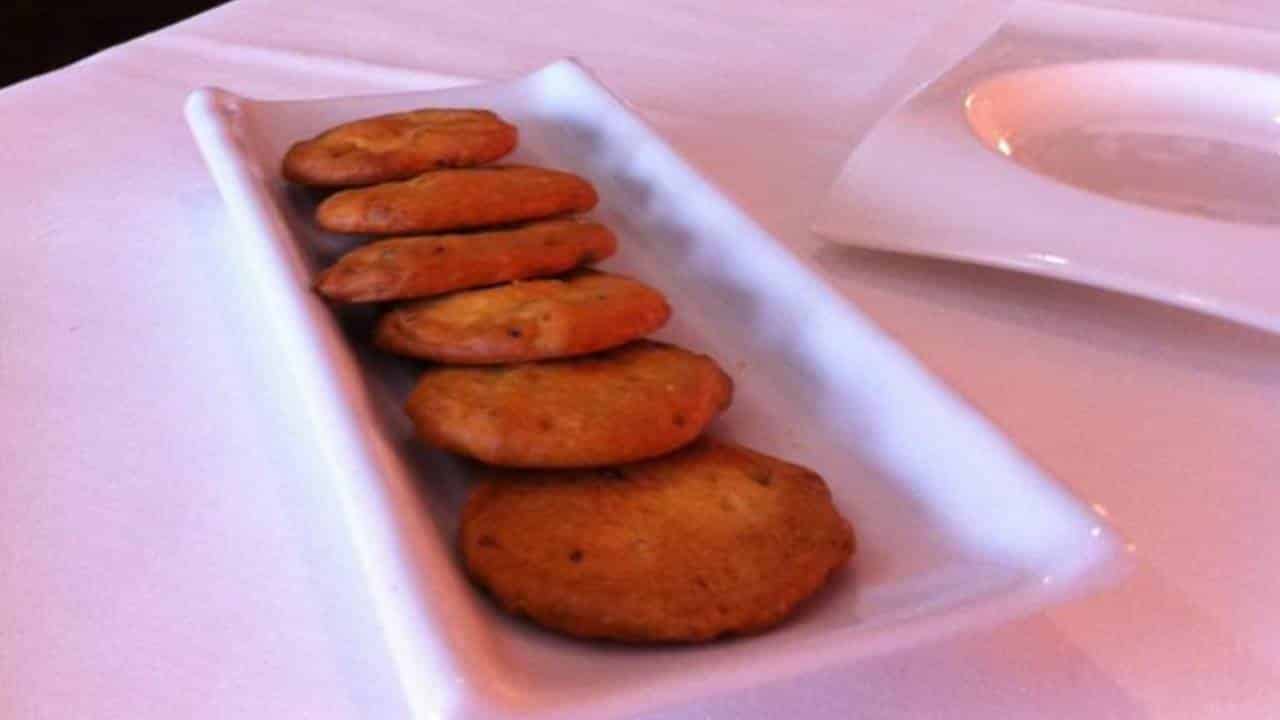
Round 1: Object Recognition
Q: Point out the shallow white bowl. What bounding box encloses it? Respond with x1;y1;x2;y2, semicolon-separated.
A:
966;61;1280;226
817;58;1280;334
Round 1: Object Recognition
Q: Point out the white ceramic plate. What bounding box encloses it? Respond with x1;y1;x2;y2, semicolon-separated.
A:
185;59;1128;720
815;1;1280;335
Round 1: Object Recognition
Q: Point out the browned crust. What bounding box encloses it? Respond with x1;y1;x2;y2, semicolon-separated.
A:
313;220;616;303
315;165;598;235
282;108;517;187
404;340;733;468
460;438;855;643
374;271;670;364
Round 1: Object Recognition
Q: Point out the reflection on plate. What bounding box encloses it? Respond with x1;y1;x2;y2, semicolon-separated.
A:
965;61;1280;225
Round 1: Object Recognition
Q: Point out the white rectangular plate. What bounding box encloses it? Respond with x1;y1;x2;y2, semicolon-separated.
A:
815;0;1280;334
185;58;1128;720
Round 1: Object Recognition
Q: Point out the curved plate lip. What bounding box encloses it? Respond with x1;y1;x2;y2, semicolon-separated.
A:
965;58;1280;150
969;57;1280;85
819;229;1280;336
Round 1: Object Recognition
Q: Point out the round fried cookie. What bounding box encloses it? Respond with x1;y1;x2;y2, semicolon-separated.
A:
460;438;855;643
316;165;598;235
283;108;517;187
405;341;732;467
375;270;670;363
314;220;616;303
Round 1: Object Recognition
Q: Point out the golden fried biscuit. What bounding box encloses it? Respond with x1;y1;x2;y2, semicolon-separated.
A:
376;271;670;364
314;220;615;303
460;438;855;643
316;165;598;235
282;108;517;187
405;341;732;467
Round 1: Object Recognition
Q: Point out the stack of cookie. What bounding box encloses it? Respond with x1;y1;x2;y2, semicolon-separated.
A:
285;107;853;643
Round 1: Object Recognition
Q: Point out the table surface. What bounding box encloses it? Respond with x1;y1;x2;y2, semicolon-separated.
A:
3;1;1278;718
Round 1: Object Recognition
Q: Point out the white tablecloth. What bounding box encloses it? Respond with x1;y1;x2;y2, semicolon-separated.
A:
3;1;1279;717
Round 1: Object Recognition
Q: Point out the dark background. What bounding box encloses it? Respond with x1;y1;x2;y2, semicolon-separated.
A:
2;1;225;88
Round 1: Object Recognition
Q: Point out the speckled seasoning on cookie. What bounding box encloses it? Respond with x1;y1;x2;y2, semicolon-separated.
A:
404;340;732;468
315;165;598;234
375;270;670;363
460;438;855;643
314;219;616;303
283;108;517;187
